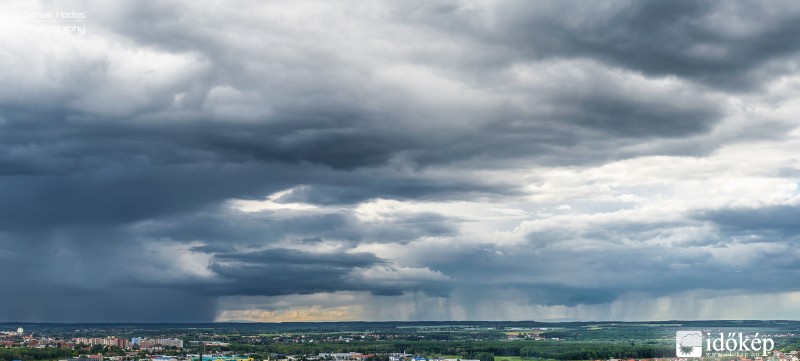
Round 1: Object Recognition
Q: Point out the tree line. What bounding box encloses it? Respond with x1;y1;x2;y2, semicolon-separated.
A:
0;347;77;361
225;340;672;360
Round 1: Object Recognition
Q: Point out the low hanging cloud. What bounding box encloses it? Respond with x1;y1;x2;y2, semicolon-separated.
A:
1;0;800;321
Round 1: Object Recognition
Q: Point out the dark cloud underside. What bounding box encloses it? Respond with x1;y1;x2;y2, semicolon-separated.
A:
1;0;799;321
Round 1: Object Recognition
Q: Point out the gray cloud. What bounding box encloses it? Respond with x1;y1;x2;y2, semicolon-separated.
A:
401;1;800;90
0;286;216;323
1;0;800;321
205;249;383;296
700;205;800;239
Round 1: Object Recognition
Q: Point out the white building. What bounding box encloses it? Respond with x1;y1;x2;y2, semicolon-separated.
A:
158;338;184;349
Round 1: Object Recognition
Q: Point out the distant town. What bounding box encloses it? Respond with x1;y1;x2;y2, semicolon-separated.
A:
2;322;800;361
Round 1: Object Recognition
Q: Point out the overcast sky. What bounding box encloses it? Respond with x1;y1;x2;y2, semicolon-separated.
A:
2;0;800;322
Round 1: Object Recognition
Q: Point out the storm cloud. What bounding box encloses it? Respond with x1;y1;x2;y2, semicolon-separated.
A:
1;0;800;322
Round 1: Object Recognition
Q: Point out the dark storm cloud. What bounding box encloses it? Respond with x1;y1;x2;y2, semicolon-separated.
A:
133;203;456;248
205;249;382;296
400;1;800;90
66;1;738;166
137;211;354;246
192;248;452;297
0;112;507;236
700;205;800;238
2;0;799;321
214;248;381;268
433;244;800;307
548;91;720;137
406;212;800;307
0;286;216;323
